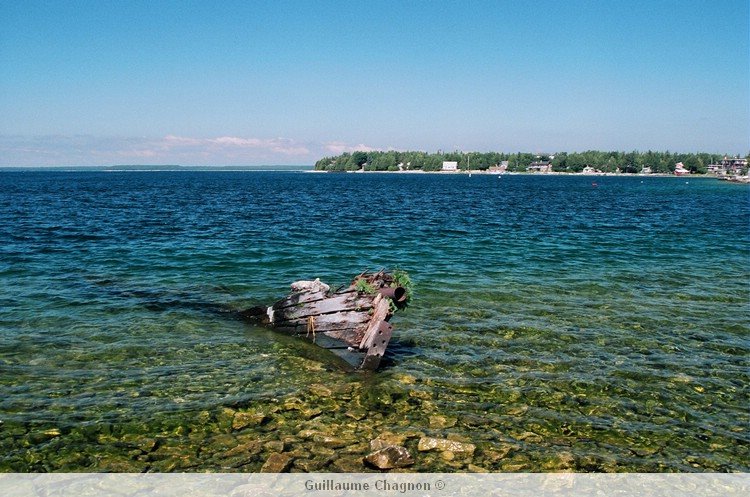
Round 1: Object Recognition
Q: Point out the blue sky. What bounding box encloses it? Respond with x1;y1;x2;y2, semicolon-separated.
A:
1;0;747;166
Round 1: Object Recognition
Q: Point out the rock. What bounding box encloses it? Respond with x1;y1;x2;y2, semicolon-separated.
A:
507;406;529;416
395;373;417;384
196;410;212;425
417;437;475;455
556;451;576;469
95;455;143;472
339;442;370;455
345;409;367;420
149;453;200;472
516;431;543;442
55;451;91;471
172;425;188;437
483;444;517;462
440;451;455;461
312;434;349;448
215;407;237;432
364;445;415;470
408;389;432;400
96;434;118;445
330;455;366;472
630;446;661;457
150;443;198;462
428;415;457;429
260;452;293;473
206;433;238;452
370;431;408;451
222;441;262;459
468;464;489;472
308;383;333;397
264;440;285;453
300;408;323;419
283;397;305;411
23;428;58;446
232;411;267;431
294;456;331;472
310;446;336;458
120;434;158;453
297;429;319;439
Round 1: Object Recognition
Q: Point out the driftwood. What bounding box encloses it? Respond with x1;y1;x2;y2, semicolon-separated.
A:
241;271;408;370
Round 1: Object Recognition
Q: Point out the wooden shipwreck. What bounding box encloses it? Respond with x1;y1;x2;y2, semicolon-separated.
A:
241;271;409;371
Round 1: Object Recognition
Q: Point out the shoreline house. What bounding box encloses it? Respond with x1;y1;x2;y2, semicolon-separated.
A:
707;156;749;176
673;162;690;176
442;161;458;172
527;160;552;173
489;161;509;173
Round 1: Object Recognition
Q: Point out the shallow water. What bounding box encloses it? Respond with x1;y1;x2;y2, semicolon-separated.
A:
0;171;747;472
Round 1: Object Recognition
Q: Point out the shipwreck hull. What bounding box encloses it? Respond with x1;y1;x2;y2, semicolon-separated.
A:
241;271;406;371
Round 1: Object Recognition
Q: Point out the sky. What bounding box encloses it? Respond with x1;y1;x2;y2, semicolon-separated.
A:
0;0;748;166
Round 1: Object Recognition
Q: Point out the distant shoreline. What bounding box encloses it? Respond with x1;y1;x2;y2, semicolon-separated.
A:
305;169;722;179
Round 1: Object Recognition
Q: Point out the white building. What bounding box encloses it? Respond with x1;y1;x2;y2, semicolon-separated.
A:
674;162;690;176
442;161;458;172
707;157;748;175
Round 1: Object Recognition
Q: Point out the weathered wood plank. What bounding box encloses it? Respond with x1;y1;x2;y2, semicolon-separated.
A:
361;320;393;371
274;310;371;327
272;323;367;348
272;287;360;311
359;295;390;349
272;293;374;322
323;325;368;347
271;290;329;310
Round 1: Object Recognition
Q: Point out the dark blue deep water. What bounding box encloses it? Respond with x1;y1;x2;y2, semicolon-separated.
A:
0;171;748;472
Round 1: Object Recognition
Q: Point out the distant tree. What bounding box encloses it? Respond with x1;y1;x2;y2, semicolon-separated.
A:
313;149;727;174
352;151;369;168
551;152;568;171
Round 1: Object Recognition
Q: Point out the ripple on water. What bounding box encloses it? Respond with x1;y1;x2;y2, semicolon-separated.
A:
0;172;748;472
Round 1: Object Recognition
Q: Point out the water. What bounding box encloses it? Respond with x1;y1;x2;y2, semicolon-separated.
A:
0;171;747;472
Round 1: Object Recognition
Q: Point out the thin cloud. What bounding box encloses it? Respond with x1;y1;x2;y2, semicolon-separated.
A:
324;142;380;155
0;134;321;166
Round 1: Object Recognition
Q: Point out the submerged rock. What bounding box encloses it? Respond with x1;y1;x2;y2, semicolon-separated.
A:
232;411;267;431
428;415;457;429
417;437;475;455
364;445;415;470
312;434;349;448
330;455;366;472
308;383;333;397
222;440;262;459
260;452;293;473
294;456;331;472
370;431;408;451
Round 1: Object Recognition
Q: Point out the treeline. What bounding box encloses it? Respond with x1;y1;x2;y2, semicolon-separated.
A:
314;150;742;174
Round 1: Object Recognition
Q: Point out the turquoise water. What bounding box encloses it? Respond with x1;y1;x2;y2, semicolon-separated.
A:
0;171;747;472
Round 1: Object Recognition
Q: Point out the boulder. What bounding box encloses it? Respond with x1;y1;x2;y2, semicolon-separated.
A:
364;445;415;470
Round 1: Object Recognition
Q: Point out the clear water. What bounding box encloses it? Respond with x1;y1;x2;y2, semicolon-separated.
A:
0;171;747;472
